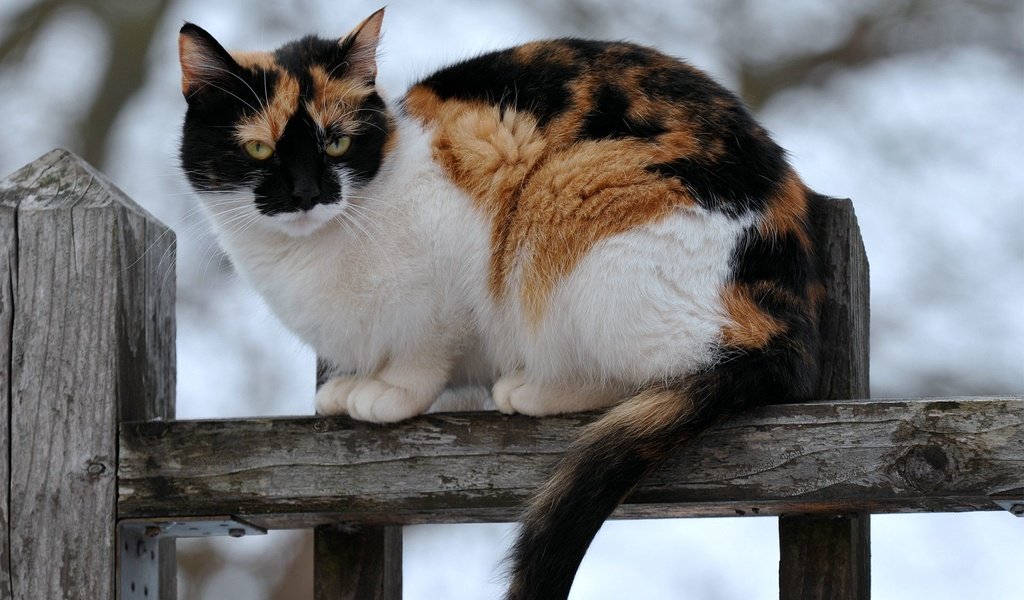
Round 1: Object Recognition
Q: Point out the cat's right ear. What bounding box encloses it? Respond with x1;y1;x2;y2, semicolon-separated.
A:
178;23;240;101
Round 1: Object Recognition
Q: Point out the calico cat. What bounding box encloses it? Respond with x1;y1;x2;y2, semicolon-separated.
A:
178;8;821;599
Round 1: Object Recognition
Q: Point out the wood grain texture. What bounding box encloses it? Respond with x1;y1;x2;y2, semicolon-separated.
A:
314;525;402;600
0;150;176;600
118;396;1024;529
779;197;872;600
779;514;870;600
0;161;16;600
813;197;870;400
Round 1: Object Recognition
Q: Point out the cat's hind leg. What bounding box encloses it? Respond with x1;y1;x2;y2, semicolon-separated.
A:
492;372;623;416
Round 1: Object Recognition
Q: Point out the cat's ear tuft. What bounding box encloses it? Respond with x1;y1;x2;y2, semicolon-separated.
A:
339;8;385;84
178;23;240;100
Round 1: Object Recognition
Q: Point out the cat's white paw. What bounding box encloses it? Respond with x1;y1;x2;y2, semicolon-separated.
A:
492;372;531;415
315;376;362;416
347;379;433;423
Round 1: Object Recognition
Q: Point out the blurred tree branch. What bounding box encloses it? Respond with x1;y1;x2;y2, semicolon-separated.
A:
524;0;1022;111
734;0;1023;110
0;0;172;168
0;0;63;65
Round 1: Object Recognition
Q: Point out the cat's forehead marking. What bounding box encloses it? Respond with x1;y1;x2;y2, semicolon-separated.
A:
305;65;375;133
231;51;300;144
231;51;278;72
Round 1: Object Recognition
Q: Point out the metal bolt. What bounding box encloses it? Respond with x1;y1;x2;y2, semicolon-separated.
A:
86;462;105;475
1010;504;1024;516
144;526;162;538
228;528;246;538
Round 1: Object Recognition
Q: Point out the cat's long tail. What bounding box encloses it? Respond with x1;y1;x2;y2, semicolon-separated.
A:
504;337;819;600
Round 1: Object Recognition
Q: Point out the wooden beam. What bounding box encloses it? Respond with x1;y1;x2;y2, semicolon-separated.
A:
0;150;176;600
118;395;1024;529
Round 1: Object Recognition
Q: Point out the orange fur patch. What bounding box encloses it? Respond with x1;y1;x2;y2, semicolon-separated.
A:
230;50;278;72
409;86;700;324
403;86;448;122
234;69;300;146
514;142;693;323
758;172;812;249
720;283;788;349
305;66;375;134
587;388;694;443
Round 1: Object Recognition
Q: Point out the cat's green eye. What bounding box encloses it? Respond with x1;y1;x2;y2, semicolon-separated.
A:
325;136;352;158
244;141;274;161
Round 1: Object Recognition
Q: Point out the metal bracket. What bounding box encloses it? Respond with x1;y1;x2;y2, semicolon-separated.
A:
991;496;1024;517
120;514;267;539
118;516;266;599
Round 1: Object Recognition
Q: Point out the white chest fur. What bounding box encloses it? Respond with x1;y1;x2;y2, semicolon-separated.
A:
200;116;492;375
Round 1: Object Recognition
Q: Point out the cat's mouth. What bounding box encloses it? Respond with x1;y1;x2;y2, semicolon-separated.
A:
266;201;346;237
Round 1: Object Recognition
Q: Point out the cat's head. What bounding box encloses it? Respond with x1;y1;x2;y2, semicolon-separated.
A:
178;9;392;237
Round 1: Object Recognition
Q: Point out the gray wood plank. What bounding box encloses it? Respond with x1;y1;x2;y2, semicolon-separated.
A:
314;525;402;600
0;150;176;600
779;197;872;600
0;160;17;600
118;395;1024;529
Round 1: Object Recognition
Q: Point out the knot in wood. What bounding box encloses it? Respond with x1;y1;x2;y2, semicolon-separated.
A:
896;444;952;492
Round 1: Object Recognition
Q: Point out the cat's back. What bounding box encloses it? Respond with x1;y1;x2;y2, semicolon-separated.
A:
402;38;787;186
401;39;817;382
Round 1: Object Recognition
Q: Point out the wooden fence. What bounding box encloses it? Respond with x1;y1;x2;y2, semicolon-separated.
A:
1;149;1021;599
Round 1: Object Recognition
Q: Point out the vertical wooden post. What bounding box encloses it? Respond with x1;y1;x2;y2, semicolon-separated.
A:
0;149;176;599
314;525;403;600
779;198;871;600
1;156;17;600
314;360;403;599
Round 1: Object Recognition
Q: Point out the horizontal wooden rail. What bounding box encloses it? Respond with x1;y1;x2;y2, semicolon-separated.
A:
119;395;1024;530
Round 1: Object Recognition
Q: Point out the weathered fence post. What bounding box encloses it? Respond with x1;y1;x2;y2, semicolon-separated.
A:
314;361;404;600
778;198;871;599
0;149;176;599
314;524;403;600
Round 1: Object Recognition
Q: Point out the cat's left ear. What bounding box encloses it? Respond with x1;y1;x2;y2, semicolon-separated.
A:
339;8;385;84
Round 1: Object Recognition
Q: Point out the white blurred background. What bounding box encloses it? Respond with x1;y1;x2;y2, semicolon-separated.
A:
1;0;1021;598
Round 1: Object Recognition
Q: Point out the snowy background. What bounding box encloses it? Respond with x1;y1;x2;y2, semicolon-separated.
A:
1;0;1022;598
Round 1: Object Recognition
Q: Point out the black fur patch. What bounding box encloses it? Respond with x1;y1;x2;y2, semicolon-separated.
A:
579;84;667;140
646;118;788;216
274;35;353;90
179;60;274;192
342;92;391;186
731;229;814;295
252;108;339;215
415;47;580;126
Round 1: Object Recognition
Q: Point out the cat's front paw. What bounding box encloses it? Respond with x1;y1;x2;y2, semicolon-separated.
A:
492;372;530;415
347;379;434;423
315;376;362;416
